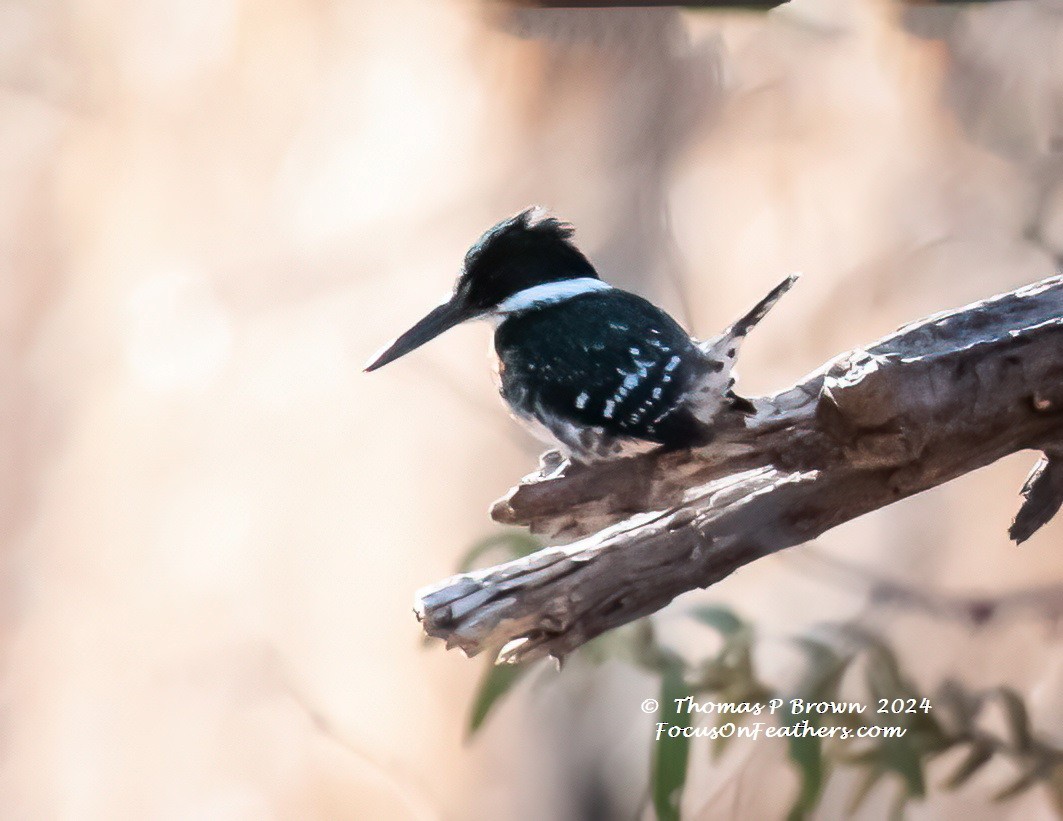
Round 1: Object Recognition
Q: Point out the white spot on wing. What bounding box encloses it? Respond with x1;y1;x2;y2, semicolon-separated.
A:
603;399;616;419
575;391;588;409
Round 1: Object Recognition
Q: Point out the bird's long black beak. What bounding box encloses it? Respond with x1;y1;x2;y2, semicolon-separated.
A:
363;296;475;372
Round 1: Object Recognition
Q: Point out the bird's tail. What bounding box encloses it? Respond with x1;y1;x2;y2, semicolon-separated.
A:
698;273;799;359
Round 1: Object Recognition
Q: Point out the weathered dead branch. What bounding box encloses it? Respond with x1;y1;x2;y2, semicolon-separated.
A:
416;276;1063;664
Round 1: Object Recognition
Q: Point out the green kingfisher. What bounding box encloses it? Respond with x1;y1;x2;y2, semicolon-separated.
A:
365;208;796;463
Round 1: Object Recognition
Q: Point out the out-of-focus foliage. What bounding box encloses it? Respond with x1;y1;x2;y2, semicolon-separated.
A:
460;535;1063;819
458;531;542;573
652;658;693;821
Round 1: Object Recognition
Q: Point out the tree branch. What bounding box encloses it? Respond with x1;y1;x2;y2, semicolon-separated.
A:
416;276;1063;664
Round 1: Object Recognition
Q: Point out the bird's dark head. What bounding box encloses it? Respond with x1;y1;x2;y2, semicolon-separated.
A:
455;207;598;312
365;207;599;372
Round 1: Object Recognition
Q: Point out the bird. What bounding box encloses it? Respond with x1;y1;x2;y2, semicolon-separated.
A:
365;207;797;464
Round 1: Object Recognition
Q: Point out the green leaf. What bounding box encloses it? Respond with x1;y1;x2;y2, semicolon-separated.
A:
993;687;1032;752
865;643;907;703
651;661;692;821
793;635;840;669
882;738;926;798
458;531;540;573
786;731;824;821
793;636;853;702
688;606;744;637
467;661;529;737
690;658;730;692
944;743;994;789
937;679;978;733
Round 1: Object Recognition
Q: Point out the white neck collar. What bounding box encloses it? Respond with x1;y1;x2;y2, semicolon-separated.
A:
494;277;611;315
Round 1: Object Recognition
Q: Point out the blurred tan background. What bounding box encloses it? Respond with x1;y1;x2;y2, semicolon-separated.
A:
2;0;1062;818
